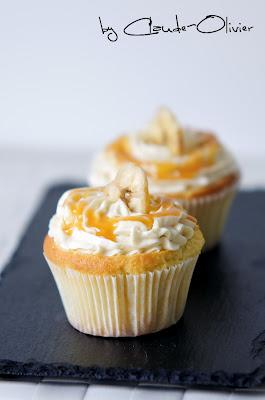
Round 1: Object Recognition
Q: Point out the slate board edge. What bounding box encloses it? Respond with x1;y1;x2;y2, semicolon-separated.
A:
0;359;265;388
0;183;265;389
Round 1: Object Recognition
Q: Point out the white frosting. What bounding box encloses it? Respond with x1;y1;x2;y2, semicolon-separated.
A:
89;153;118;187
129;130;197;163
48;189;195;256
147;148;237;194
89;131;239;193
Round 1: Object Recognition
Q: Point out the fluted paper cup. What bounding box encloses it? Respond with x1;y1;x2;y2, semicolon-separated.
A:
45;256;198;337
178;184;237;251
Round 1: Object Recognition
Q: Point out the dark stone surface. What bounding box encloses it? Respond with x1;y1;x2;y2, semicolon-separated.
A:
0;184;264;388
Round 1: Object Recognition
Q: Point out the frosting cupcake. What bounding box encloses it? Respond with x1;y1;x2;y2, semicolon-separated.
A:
44;164;204;337
89;109;240;250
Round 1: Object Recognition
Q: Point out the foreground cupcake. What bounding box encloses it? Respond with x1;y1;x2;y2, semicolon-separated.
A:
44;164;204;337
89;109;240;249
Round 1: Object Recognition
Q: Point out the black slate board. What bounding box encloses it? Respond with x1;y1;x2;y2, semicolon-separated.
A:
0;184;265;389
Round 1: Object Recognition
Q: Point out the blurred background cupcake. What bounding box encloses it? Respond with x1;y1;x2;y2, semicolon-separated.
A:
89;108;240;250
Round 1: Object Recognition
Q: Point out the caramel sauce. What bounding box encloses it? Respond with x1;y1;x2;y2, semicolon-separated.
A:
107;134;219;180
154;141;219;179
107;136;135;164
62;191;189;242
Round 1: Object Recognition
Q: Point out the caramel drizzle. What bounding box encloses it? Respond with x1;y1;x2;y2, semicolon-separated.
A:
107;134;219;180
62;191;195;242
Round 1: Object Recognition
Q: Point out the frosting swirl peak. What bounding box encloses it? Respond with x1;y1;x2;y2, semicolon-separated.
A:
49;165;197;255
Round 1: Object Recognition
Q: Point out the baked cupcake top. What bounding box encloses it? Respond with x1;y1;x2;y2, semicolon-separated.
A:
89;108;239;198
49;164;197;256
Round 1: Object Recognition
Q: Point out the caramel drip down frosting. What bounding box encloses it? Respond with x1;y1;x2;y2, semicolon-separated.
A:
107;108;222;180
89;108;239;197
62;190;194;242
49;164;197;256
107;132;219;180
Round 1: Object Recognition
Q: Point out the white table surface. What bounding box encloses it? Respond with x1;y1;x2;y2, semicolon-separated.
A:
0;147;264;400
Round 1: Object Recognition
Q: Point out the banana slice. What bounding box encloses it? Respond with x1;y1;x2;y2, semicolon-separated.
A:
141;108;183;156
105;163;149;213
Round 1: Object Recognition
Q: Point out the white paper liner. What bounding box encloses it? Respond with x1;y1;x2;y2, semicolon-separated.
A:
178;184;238;250
45;256;199;337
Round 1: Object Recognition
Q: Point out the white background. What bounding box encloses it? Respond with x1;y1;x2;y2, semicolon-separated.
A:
0;0;264;158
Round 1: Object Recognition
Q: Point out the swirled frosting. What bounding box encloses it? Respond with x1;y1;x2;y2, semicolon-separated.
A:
89;110;239;196
48;187;196;256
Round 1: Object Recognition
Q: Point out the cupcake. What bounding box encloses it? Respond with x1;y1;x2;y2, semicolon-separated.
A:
44;164;204;337
89;108;240;250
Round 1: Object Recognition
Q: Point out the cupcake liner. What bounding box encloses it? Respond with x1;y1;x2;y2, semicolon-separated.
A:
178;184;238;251
45;256;198;337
